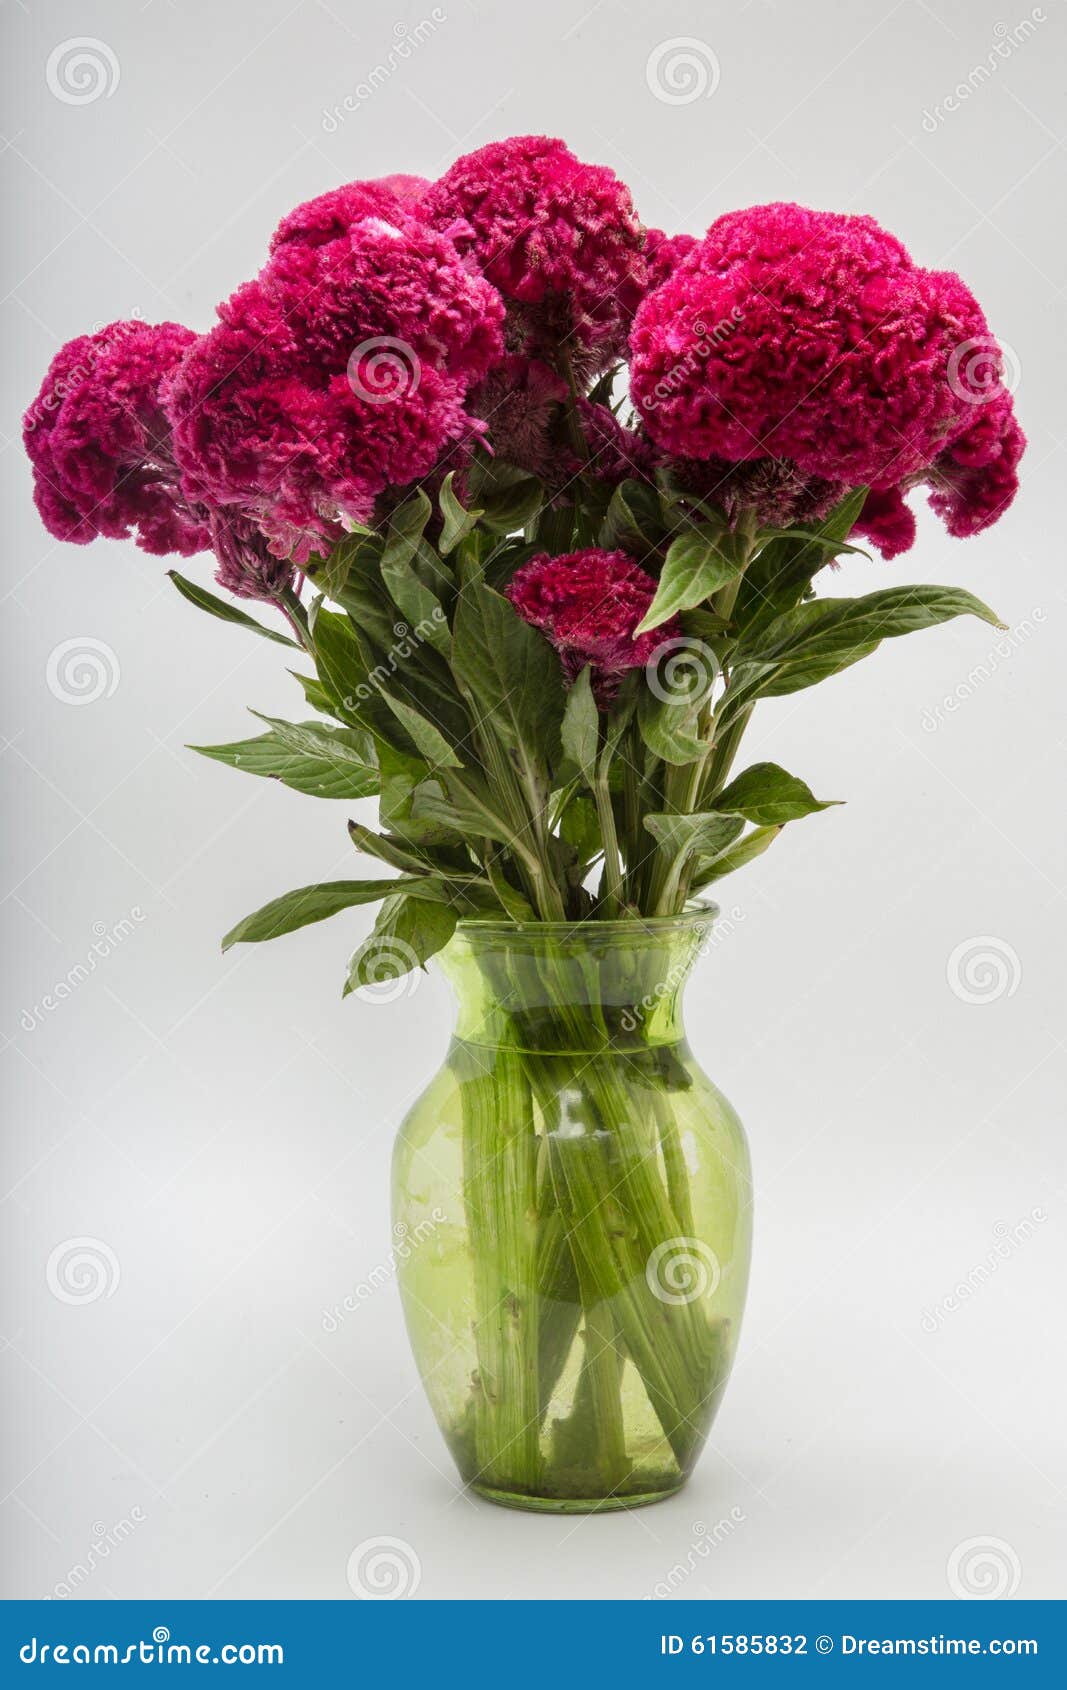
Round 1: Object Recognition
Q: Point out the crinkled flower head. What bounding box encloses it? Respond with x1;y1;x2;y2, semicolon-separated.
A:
644;227;699;291
167;215;505;561
631;201;1024;511
270;174;430;252
507;547;679;703
423;135;647;371
24;319;211;557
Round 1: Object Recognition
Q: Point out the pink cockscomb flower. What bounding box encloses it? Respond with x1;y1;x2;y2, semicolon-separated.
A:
631;201;1024;518
24;319;212;557
167;216;505;561
507;548;680;703
644;227;699;291
423;135;647;374
270;175;430;251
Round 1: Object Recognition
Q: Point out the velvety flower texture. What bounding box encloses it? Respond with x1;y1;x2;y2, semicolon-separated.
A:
423;136;647;372
167;214;505;561
507;548;679;702
24;320;211;557
270;175;430;251
630;201;1025;545
644;227;698;291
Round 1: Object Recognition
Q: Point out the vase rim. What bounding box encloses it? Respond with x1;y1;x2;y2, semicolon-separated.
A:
453;901;719;940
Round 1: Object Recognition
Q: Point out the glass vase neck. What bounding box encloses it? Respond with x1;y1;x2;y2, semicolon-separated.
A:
437;907;718;1055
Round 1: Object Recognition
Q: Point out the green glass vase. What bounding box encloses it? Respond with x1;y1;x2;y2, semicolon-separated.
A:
392;907;752;1513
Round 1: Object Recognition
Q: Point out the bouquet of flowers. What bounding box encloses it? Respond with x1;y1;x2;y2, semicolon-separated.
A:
24;136;1024;1509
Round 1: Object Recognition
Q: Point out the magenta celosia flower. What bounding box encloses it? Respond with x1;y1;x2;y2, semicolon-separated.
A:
853;486;917;560
167;214;505;561
507;548;680;702
926;390;1025;536
423;136;647;372
24;320;212;557
644;228;698;290
631;201;1024;519
270;175;430;251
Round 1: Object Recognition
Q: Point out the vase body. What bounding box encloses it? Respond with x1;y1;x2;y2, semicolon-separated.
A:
392;909;752;1513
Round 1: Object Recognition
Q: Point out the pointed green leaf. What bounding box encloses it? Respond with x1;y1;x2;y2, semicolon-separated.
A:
560;666;599;783
644;811;745;864
439;471;484;554
452;582;565;769
633;527;743;634
222;877;430;950
691;824;782;887
714;762;839;825
344;894;457;996
377;692;462;768
190;718;378;801
167;571;299;648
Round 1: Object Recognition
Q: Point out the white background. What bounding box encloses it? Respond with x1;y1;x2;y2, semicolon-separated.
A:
1;0;1064;1601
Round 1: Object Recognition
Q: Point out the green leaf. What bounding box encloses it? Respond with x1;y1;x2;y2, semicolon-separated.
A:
734;488;868;634
344;894;457;996
644;811;745;864
377;691;462;768
741;584;1002;698
411;773;515;848
347;821;435;876
190;718;378;801
691;824;782;887
452;582;565;770
560;666;599;783
598;478;667;560
381;489;433;566
486;859;536;922
633;526;742;633
557;794;601;863
714;762;839;826
304;531;371;603
222;877;430;950
167;571;299;648
637;686;708;767
439;472;484;554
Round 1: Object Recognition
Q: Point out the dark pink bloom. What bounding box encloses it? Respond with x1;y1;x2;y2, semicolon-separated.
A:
167;216;505;562
854;486;917;560
270;175;430;251
471;355;568;477
507;548;679;702
631;201;1024;507
423;135;647;371
926;391;1025;536
644;228;698;290
24;320;212;557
